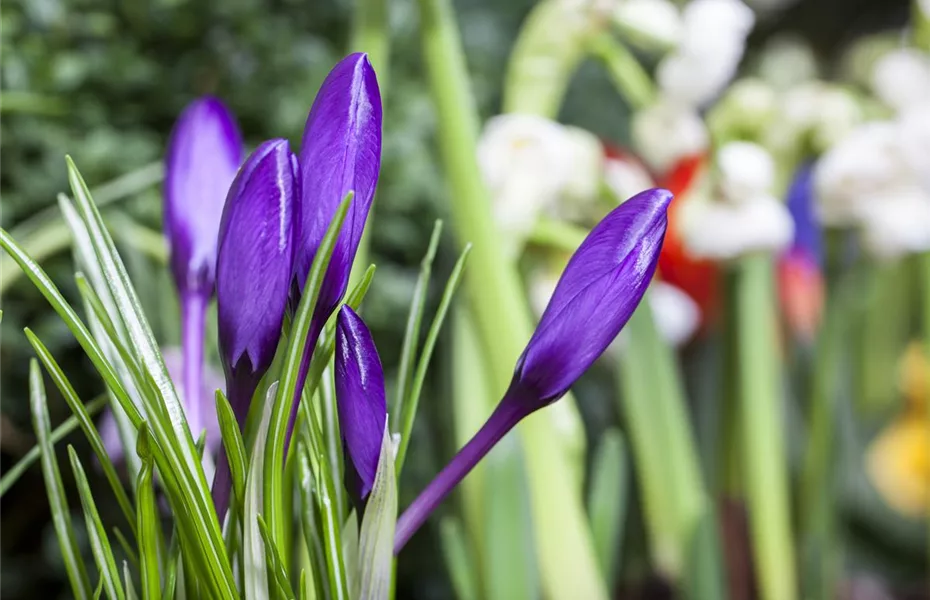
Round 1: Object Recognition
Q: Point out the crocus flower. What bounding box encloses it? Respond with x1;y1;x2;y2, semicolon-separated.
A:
287;52;382;446
777;163;824;342
334;306;387;509
393;188;671;552
212;138;297;518
164;97;243;437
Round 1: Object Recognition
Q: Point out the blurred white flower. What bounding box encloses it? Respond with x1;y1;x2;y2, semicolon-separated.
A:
717;141;776;201
680;193;794;259
604;152;655;203
871;49;930;113
769;83;862;154
613;0;682;50
814;121;908;227
529;269;561;318
656;0;754;106
756;36;818;89
632;100;709;172
650;280;701;346
897;105;930;190
858;185;930;260
477;114;602;244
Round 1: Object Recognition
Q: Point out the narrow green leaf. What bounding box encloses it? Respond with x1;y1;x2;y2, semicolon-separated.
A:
298;406;350;600
395;243;471;472
342;511;360;598
66;158;235;597
319;367;346;521
258;516;298;600
587;429;628;587
124;562;139;600
26;329;138;536
135;424;161;600
29;359;93;599
297;442;330;600
216;390;248;516
392;220;443;425
438;518;479;600
160;526;182;600
0;394;107;498
69;446;126;600
245;383;280;600
264;194;351;558
357;428;397;600
113;527;140;571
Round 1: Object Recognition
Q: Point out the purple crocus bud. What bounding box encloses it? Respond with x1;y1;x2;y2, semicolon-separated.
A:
164;97;243;442
165;96;243;296
334;306;387;508
393;188;671;552
287;52;382;444
212;138;298;519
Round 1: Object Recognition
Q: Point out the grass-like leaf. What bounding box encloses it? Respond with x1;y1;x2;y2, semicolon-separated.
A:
66;158;235;597
439;518;478;600
26;329;138;536
160;526;182;600
28;359;94;599
0;394;107;498
357;428;397;600
216;390;248;518
258;515;297;600
244;383;280;599
391;220;442;426
586;429;628;588
134;424;162;600
69;446;126;600
263;194;351;556
124;562;140;600
395;243;471;472
297;442;329;600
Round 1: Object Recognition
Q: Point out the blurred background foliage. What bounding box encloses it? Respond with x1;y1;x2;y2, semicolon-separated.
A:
0;0;921;598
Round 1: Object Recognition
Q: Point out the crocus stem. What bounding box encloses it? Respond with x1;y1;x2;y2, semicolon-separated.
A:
589;33;655;110
735;254;797;600
181;291;207;436
394;399;527;553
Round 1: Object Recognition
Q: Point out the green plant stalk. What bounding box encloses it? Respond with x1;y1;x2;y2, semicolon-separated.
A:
588;33;656;110
915;0;930;52
416;0;606;596
922;251;930;580
734;255;797;600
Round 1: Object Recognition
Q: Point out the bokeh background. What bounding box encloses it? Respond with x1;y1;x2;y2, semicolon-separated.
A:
0;0;924;598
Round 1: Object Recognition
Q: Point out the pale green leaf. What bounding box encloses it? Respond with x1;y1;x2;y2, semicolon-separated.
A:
357;427;397;600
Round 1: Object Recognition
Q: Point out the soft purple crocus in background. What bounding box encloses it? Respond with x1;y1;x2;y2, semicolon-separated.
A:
164;97;243;439
393;188;672;552
334;305;387;510
287;52;383;449
99;348;224;461
212;139;298;519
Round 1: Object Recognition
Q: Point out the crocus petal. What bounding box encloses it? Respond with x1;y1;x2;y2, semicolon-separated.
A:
216;139;297;400
165;97;243;296
295;52;382;314
335;306;387;503
514;188;671;403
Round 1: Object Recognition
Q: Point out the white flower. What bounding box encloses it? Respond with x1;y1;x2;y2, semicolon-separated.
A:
756;36;818;89
716;141;775;201
650;281;701;346
858;185;930;260
871;49;930;113
528;269;560;318
813;121;908;227
604;153;656;203
477;114;602;243
680;193;794;259
632;100;709;172
656;0;754;106
896;105;930;190
613;0;681;50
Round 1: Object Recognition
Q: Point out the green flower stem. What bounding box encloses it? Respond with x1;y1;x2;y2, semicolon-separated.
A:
416;0;607;597
588;33;656;111
921;251;930;580
734;254;797;600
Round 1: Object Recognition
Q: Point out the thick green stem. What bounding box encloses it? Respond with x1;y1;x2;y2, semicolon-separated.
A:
735;255;797;600
416;0;606;596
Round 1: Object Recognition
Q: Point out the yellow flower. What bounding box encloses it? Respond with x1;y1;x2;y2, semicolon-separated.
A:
867;416;930;517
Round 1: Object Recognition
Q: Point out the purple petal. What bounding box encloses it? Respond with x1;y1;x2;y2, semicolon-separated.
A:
295;53;382;317
514;188;671;403
165;97;243;296
216;139;297;388
785;162;822;266
334;305;387;502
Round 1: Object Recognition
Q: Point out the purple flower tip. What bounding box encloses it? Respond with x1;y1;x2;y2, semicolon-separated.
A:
512;188;671;405
165;96;243;297
295;52;382;316
784;163;822;267
334;305;387;503
216;138;297;394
